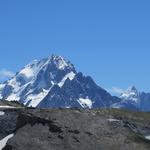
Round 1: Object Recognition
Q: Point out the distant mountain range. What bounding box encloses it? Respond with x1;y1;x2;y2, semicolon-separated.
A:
112;86;150;111
0;55;149;111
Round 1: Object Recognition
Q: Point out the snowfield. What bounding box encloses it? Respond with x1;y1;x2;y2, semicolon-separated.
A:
145;135;150;140
0;105;21;109
107;118;120;122
58;71;75;87
77;98;93;109
0;111;5;116
0;134;14;150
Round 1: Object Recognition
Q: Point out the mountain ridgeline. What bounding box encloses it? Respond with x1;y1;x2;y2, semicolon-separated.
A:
0;55;149;111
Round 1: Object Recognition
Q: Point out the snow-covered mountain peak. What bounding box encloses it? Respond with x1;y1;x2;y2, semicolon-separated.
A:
15;55;75;82
21;54;74;72
120;86;139;103
127;86;138;93
49;55;75;70
0;55;77;106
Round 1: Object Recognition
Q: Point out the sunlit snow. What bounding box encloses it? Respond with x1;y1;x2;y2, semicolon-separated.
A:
0;94;2;99
0;55;76;107
6;93;20;101
53;56;70;70
120;86;139;103
27;89;49;107
0;134;14;150
20;67;35;78
0;84;5;90
145;135;150;140
107;118;120;122
0;111;5;116
77;98;93;109
0;106;19;109
58;71;75;87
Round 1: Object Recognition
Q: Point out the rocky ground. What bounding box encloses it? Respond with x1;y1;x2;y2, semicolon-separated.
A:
0;105;150;150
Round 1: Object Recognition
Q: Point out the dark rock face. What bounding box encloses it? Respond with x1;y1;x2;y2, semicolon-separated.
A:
1;108;150;150
38;72;121;108
0;110;18;140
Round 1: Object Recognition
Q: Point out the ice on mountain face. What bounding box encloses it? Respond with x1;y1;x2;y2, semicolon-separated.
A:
77;98;93;109
58;71;76;87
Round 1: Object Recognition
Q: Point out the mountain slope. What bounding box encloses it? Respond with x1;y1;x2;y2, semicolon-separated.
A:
0;55;120;108
1;108;150;150
38;72;120;108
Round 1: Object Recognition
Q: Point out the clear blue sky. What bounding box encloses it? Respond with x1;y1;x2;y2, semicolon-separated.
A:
0;0;150;94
